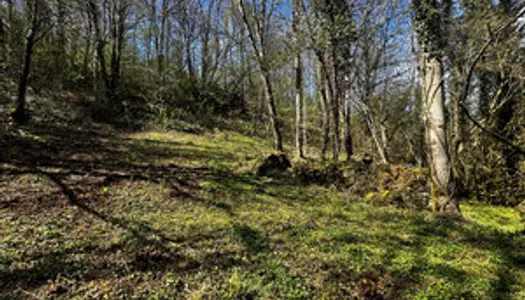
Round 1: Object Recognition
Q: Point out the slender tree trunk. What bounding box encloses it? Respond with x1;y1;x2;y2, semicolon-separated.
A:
422;54;459;214
14;33;36;123
316;52;337;160
365;115;388;164
13;1;39;123
83;13;93;79
5;0;14;73
110;2;126;95
54;0;66;88
294;51;305;158
145;1;153;62
110;3;118;91
186;35;194;78
237;0;283;151
343;86;353;160
302;83;308;151
451;65;467;196
89;0;110;101
451;66;464;166
201;1;214;83
151;0;158;69
316;61;330;159
0;16;5;70
331;55;340;161
158;0;168;75
293;0;304;158
261;70;283;151
327;3;340;161
380;123;389;161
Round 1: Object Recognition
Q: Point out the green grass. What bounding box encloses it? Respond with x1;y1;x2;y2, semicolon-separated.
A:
1;128;524;299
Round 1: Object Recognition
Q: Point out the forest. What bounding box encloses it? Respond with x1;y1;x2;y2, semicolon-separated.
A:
0;0;524;299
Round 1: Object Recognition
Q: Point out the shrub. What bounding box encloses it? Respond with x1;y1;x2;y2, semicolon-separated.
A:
291;160;344;186
362;165;429;209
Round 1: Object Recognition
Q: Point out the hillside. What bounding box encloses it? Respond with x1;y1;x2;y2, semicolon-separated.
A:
1;94;524;299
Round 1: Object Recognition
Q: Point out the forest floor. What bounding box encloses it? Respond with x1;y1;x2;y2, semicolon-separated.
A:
1;94;525;299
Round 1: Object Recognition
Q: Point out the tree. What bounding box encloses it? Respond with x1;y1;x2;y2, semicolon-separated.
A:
302;0;331;159
237;0;283;152
87;0;130;108
413;0;459;214
88;0;110;101
293;0;305;158
12;0;53;124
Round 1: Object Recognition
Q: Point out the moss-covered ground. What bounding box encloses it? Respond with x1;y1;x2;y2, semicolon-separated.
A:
1;122;524;299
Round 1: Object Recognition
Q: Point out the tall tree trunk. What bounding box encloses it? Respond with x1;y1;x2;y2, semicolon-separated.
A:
414;0;459;215
422;54;458;214
201;1;214;82
83;13;93;80
327;1;340;161
316;52;337;160
0;16;5;71
13;0;39;123
151;0;158;69
145;0;153;62
110;1;126;96
165;17;172;66
186;35;194;78
54;0;66;88
451;65;467;196
4;0;14;73
343;86;353;160
89;0;110;101
237;0;283;152
293;0;305;158
330;55;340;161
316;61;331;159
261;70;283;151
158;0;168;75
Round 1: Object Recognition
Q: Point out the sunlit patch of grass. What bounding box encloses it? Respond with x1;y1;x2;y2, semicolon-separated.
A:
128;130;272;169
463;202;525;233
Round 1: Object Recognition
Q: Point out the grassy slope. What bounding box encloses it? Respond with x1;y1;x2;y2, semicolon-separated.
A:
1;125;525;299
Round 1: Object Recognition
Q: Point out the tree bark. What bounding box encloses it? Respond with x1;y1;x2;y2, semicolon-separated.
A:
88;0;110;100
327;1;340;161
13;0;39;123
293;0;305;158
422;54;459;214
110;0;126;96
343;86;353;160
364;114;388;164
316;61;331;160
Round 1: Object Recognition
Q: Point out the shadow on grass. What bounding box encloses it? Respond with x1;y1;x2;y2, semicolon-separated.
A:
359;210;525;299
0;168;262;295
